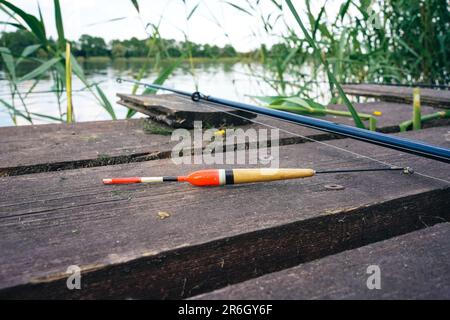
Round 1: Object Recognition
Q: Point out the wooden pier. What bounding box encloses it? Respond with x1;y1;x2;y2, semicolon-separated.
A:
0;95;449;299
194;223;450;300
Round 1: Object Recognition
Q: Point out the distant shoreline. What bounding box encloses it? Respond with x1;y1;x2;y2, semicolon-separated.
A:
76;56;250;64
0;56;256;73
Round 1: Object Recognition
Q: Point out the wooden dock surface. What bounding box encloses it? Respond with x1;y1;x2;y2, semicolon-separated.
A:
0;119;449;299
193;223;450;300
343;84;450;108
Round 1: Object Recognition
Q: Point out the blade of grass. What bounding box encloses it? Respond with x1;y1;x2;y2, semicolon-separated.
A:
0;98;32;122
339;0;352;21
0;0;47;45
399;111;450;132
53;0;65;50
0;47;16;81
223;1;253;16
29;111;62;122
187;3;200;20
85;17;127;27
37;2;44;24
130;0;139;13
312;5;326;39
126;58;182;118
267;104;376;128
69;53;86;79
96;85;116;120
269;0;282;10
0;21;26;29
251;95;286;105
0;4;23;25
142;59;182;95
130;22;165;95
18;57;61;82
16;44;41;66
68;52;117;120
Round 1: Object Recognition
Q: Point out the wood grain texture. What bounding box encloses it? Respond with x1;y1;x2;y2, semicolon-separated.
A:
193;223;450;300
232;168;315;184
343;84;450;108
0;126;448;299
1;100;448;177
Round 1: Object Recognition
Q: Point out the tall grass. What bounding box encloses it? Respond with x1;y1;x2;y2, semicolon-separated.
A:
0;0;183;124
124;0;201;118
0;0;117;123
255;0;448;87
225;0;449;129
285;0;365;128
1;0;448;129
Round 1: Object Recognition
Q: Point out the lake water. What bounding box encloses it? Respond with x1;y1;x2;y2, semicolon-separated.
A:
0;60;282;127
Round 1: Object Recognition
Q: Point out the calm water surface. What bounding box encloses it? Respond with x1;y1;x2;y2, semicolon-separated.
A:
0;60;280;127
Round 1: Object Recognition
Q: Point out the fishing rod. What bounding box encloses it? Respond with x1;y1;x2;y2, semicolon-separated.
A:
103;167;411;187
117;78;450;164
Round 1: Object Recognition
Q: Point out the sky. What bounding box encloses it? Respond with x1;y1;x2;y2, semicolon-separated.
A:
0;0;346;51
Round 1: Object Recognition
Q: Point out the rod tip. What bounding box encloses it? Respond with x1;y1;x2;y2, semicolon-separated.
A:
102;178;113;184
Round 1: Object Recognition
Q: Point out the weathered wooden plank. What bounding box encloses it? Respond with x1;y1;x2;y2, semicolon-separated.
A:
117;93;257;128
0;116;323;177
0;118;171;177
343;84;450;108
1;100;448;177
0;126;448;299
193;223;450;300
326;101;450;132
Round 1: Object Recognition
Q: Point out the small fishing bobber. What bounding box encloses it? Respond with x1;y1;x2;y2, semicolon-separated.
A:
102;167;409;187
103;168;315;186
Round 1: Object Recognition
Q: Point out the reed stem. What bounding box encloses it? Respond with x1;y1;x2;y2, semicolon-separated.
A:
65;42;73;124
412;87;421;130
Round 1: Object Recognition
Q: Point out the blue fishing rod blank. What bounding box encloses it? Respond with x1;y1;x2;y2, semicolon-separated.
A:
206;96;450;164
117;78;450;164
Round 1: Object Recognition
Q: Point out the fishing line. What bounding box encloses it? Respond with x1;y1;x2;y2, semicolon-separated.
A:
0;88;96;97
194;95;450;185
116;78;450;185
234;70;450;89
118;78;450;164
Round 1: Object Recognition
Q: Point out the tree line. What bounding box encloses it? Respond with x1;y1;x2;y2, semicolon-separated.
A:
0;30;240;59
